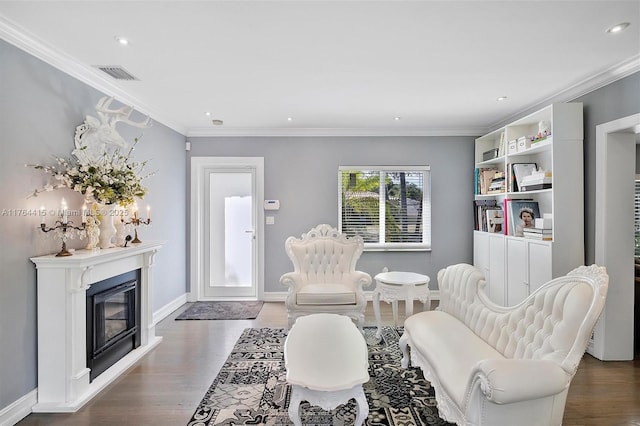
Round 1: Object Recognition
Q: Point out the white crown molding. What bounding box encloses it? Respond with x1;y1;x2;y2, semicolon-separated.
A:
0;15;187;136
186;126;488;138
488;54;640;131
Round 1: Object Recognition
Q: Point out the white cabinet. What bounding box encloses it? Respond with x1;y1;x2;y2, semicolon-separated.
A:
506;237;528;306
528;239;553;292
473;103;583;306
488;233;506;305
473;231;506;305
505;237;552;305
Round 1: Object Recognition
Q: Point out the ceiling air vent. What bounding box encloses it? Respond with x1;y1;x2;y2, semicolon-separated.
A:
94;65;139;81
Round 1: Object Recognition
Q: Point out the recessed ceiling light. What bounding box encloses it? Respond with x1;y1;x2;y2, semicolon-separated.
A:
287;117;293;121
497;96;508;101
606;22;630;34
212;119;224;126
204;112;211;116
394;117;402;121
114;36;130;46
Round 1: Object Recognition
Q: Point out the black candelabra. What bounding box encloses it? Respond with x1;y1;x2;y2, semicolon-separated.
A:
40;219;86;257
122;213;151;244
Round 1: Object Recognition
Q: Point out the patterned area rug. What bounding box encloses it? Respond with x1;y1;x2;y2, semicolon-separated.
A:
176;301;264;320
187;326;453;425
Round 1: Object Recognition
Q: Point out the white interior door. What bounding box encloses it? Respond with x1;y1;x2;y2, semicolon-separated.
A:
191;157;264;301
204;170;255;298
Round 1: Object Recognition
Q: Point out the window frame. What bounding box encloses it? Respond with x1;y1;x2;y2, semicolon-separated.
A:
338;165;431;252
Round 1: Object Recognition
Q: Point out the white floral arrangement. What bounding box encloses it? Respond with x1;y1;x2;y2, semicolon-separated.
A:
29;139;151;206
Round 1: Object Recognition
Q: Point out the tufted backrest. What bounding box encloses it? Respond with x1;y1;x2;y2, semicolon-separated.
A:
285;224;365;285
437;263;608;375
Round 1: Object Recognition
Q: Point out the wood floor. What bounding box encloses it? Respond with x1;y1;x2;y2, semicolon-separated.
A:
17;301;640;426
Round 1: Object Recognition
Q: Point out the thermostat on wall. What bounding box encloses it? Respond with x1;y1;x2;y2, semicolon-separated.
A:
264;200;280;210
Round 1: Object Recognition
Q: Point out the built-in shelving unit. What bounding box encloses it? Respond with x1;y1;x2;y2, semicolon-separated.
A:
473;103;584;306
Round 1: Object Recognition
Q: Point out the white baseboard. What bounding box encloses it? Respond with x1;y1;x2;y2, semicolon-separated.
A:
152;293;188;325
0;389;37;426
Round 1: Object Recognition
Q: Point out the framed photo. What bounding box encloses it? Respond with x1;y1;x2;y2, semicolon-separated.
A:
485;208;504;233
508;200;539;237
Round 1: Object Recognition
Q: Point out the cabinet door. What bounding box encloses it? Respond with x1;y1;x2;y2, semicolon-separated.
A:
488;234;506;305
506;237;528;306
474;231;490;279
528;241;552;293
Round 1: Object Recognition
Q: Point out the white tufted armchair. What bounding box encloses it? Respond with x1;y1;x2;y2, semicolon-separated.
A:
280;224;372;329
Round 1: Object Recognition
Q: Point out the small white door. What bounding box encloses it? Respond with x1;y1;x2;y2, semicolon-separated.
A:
191;157;264;301
204;169;255;298
506;237;528;306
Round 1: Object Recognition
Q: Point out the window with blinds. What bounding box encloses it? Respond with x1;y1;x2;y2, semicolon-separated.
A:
338;166;431;251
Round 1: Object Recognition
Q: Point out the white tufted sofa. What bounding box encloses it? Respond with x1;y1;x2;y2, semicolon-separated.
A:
399;263;608;426
280;224;372;329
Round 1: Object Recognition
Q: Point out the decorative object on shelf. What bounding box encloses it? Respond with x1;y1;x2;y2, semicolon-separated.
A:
533;120;552;143
85;214;100;250
114;214;127;247
122;204;151;244
97;204;118;249
28;97;154;253
39;198;86;256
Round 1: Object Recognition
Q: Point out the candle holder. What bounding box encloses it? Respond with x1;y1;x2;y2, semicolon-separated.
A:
122;216;151;244
40;219;86;257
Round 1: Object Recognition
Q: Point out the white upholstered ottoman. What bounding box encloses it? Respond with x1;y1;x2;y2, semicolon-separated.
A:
284;313;370;426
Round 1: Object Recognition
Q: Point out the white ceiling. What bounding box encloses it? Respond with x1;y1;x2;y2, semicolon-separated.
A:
1;1;639;137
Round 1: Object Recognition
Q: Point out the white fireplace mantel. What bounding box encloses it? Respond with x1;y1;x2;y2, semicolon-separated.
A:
30;240;166;412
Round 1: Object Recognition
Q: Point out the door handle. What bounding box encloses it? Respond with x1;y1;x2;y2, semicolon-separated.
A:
245;230;255;240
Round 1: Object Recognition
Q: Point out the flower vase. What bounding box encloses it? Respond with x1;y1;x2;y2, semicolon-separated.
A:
98;204;117;249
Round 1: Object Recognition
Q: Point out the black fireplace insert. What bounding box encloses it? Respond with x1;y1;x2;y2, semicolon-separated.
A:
86;269;141;381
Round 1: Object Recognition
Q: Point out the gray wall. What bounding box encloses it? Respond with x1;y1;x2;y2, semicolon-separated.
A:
188;136;476;294
0;40;187;408
573;72;640;265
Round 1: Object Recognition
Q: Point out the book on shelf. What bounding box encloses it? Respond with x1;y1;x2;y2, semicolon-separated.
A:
485;208;504;233
487;171;505;193
512;163;538;192
523;232;553;241
503;198;512;235
522;227;552;234
507;199;539;237
474;199;498;232
477;168;500;195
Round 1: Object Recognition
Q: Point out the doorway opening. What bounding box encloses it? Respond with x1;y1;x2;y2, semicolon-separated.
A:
594;113;640;360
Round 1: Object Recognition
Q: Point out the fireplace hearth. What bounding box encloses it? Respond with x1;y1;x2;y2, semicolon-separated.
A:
86;269;141;381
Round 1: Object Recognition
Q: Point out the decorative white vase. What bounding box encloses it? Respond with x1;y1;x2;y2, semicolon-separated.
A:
98;204;117;249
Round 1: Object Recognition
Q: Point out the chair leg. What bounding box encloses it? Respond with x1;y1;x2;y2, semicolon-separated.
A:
399;333;411;368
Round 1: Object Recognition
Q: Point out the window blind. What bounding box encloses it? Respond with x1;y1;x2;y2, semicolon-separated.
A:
339;166;431;251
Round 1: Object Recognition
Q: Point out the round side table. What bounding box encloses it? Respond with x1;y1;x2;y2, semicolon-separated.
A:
372;271;431;338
